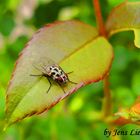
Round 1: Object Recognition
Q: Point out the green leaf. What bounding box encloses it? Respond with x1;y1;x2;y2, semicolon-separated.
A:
106;1;140;48
5;20;113;126
134;29;140;47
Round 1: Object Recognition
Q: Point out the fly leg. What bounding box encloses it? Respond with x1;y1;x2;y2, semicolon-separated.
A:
46;76;52;94
66;71;77;84
68;79;77;84
67;71;73;75
58;83;66;94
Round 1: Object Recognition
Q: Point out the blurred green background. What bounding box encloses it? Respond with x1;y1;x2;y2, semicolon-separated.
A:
1;0;140;139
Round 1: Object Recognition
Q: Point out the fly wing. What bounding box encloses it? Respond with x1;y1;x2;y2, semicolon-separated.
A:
32;56;56;74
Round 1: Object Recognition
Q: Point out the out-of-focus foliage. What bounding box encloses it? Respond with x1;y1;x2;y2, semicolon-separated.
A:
0;0;140;140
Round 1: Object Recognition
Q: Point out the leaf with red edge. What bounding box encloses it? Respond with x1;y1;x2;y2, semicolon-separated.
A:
5;20;113;127
106;1;140;48
129;96;140;122
114;97;140;125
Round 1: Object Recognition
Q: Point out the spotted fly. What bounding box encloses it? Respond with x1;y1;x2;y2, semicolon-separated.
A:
30;62;77;93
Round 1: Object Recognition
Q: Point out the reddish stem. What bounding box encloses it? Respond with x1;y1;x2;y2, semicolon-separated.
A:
93;0;111;117
93;0;107;37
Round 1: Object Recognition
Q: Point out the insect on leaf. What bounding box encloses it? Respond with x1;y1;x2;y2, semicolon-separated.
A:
5;20;113;127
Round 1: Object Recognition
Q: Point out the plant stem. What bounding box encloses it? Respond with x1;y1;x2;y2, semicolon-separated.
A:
93;0;107;37
93;0;112;117
103;75;112;117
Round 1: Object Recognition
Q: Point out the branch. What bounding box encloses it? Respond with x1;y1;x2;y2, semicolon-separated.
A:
93;0;112;117
93;0;107;37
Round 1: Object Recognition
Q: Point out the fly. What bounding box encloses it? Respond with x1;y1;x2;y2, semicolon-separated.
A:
30;63;77;93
